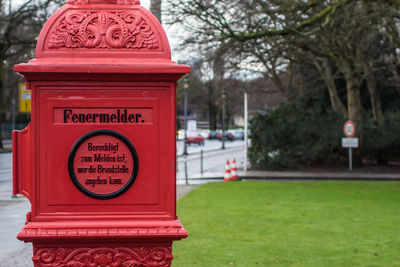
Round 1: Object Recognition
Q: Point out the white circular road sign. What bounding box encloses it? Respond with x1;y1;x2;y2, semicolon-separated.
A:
343;120;356;137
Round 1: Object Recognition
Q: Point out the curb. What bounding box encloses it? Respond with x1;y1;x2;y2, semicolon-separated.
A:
187;172;400;181
240;171;400;181
241;176;400;181
177;145;243;158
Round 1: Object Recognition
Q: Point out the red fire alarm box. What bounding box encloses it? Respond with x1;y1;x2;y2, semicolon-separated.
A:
13;0;189;266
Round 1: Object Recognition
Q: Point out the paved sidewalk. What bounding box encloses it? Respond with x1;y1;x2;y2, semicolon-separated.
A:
177;184;199;198
0;200;32;267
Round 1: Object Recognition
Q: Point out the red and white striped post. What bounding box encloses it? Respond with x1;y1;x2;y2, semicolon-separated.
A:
224;159;231;181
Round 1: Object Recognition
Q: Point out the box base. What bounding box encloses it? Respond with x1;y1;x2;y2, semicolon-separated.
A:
32;241;174;267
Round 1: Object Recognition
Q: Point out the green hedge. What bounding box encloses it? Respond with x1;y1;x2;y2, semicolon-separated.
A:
249;91;400;169
363;112;400;163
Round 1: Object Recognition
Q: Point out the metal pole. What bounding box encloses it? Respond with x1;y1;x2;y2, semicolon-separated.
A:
349;148;352;171
244;91;248;172
200;149;204;175
183;77;189;155
12;97;16;130
221;88;226;150
184;155;188;185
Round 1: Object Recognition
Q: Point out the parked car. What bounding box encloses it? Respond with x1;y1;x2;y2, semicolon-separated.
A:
216;131;234;141
186;134;205;145
232;129;245;140
198;130;210;139
208;130;220;139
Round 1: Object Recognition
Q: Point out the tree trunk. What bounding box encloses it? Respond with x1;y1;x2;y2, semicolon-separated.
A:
314;58;347;117
344;71;363;166
208;84;217;130
226;102;231;130
346;78;363;135
212;47;225;129
150;0;162;23
294;64;306;97
362;61;384;126
0;42;7;149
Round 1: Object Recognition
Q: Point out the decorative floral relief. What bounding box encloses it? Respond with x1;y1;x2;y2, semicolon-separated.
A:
32;247;173;267
66;1;140;5
48;11;159;49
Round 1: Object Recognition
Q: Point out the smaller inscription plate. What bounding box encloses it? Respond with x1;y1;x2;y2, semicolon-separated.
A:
68;129;139;199
342;137;359;148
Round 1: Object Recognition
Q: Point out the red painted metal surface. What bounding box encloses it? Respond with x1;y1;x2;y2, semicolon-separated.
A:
13;0;189;266
12;124;31;199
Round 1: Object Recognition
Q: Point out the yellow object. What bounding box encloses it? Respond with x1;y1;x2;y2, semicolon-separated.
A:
19;83;31;112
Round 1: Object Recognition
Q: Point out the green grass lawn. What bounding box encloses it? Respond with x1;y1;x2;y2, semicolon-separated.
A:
172;181;400;267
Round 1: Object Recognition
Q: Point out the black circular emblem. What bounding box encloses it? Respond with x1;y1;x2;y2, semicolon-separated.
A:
68;129;139;199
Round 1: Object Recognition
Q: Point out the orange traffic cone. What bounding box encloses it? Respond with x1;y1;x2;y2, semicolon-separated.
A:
231;158;239;181
224;159;231;181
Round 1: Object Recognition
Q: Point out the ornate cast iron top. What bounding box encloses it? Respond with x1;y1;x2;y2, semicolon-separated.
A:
66;0;140;4
48;11;159;49
24;0;172;61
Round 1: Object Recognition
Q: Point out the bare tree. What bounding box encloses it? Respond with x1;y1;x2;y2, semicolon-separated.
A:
150;0;161;23
0;0;63;148
166;0;400;149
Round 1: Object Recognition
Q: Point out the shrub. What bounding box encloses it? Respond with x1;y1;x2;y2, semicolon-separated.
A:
363;111;400;163
249;91;344;169
249;90;400;169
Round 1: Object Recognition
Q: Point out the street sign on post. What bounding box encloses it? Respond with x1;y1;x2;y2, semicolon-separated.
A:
342;137;359;148
343;120;355;137
187;120;197;131
342;120;357;171
19;83;31;113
